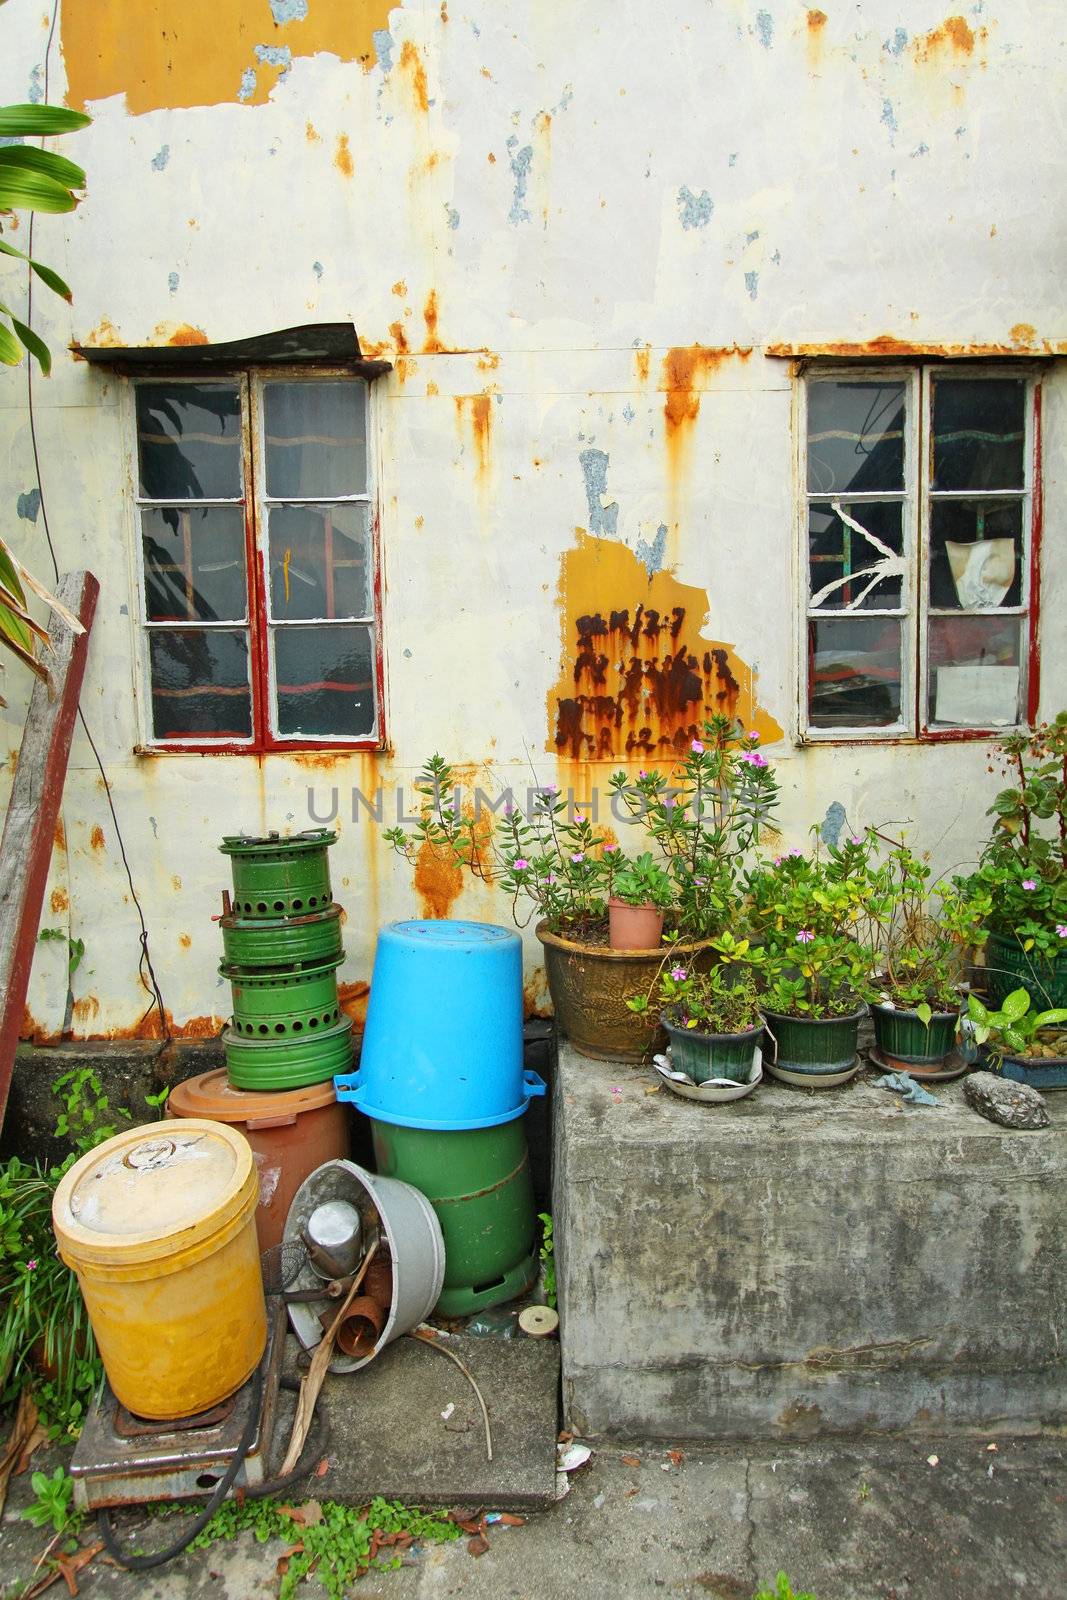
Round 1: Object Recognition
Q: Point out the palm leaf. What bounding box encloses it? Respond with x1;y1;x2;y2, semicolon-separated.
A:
0;145;85;189
10;316;50;374
0;321;21;364
0;535;85;634
0;237;73;300
0;165;77;213
0;579;50;642
0;104;91;137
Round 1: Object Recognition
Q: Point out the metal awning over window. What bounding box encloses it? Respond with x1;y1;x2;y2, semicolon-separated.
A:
71;322;392;379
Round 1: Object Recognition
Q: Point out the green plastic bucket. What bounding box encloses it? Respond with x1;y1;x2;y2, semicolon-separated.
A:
224;956;342;1039
982;930;1067;1011
370;1117;538;1317
223;1017;354;1091
220;830;335;919
761;1007;864;1074
220;906;344;969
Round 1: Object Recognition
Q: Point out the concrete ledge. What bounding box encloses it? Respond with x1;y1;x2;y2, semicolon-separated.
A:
553;1044;1067;1441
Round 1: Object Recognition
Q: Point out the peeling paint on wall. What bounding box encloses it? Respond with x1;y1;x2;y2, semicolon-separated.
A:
677;185;713;230
61;0;397;114
548;531;782;764
507;137;533;225
578;448;618;539
16;488;40;523
820;800;848;847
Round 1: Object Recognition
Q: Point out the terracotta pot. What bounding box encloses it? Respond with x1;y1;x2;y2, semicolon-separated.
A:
608;898;665;951
536;920;715;1061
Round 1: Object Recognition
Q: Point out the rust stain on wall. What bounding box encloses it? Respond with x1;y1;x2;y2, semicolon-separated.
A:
806;8;828;30
548;530;782;764
72;995;100;1025
81;317;123;348
634;347;651;384
179;933;192;949
167;324;209;346
661;345;752;438
400;39;429;114
454;394;493;481
50;888;69;915
912;16;985;63
306;121;321;143
53;819;66;851
765;334;1067;358
335;133;354;177
61;0;396;114
422;289;444;353
414;836;464;919
389;320;410;355
89;825;105;852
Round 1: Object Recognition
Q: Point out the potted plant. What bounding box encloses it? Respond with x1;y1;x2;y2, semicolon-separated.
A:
746;838;879;1081
627;933;764;1083
859;838;990;1073
605;850;674;950
966;987;1067;1091
958;713;1067;1011
384;721;780;1061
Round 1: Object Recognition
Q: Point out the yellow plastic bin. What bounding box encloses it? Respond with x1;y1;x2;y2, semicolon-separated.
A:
52;1119;266;1421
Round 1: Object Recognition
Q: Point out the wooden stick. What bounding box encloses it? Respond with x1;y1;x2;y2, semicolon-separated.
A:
278;1239;379;1477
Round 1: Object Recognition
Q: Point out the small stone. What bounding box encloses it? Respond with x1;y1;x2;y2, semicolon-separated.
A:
964;1071;1050;1131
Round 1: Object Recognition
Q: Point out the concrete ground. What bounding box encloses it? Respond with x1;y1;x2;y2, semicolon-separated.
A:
2;1432;1064;1599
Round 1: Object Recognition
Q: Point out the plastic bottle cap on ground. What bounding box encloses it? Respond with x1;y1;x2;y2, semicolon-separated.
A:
519;1304;560;1337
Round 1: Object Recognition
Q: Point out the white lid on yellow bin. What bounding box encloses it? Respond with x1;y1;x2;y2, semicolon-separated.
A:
52;1119;257;1268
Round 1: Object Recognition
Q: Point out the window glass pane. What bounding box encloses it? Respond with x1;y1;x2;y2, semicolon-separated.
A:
809;501;903;611
929;616;1021;727
931;378;1025;490
807;380;905;494
136;384;241;500
149;629;251;739
268;503;371;620
273;624;375;738
808;617;902;728
929;498;1024;610
142;506;247;623
263;382;367;499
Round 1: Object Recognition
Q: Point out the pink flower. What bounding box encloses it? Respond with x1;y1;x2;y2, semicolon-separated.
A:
571;852;585;863
1057;924;1067;938
788;847;802;857
603;843;618;853
747;730;760;742
1021;879;1038;891
574;813;585;824
639;769;647;779
773;856;782;866
796;929;815;944
513;858;528;871
850;835;863;845
740;750;768;768
545;874;558;885
670;967;687;981
691;739;705;754
26;1259;37;1272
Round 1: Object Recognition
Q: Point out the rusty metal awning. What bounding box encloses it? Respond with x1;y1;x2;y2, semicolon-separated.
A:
71;322;392;377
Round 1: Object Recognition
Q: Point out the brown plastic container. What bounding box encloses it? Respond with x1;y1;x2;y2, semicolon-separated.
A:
166;1069;350;1251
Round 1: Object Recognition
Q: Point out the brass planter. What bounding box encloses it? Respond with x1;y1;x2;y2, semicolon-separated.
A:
536;920;714;1061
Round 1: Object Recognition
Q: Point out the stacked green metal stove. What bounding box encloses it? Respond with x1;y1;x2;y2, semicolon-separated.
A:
218;830;354;1090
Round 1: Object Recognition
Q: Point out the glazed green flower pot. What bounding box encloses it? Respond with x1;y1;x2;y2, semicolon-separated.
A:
982;929;1067;1010
872;1003;958;1069
662;1012;763;1084
761;1006;865;1074
220;829;336;919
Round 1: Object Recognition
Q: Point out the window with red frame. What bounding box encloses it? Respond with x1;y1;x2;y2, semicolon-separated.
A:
134;372;381;749
802;365;1040;739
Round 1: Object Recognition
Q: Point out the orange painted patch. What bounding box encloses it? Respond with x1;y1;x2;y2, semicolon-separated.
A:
422;289;444;353
548;529;781;765
414;837;464;919
49;888;69;915
400;39;429;114
389;320;410;355
335;133;354;178
61;0;394;114
90;825;106;852
168;325;209;346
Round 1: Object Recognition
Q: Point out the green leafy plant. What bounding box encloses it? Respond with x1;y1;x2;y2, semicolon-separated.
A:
967;987;1067;1064
537;1211;556;1309
628;934;764;1034
38;927;85;976
178;1494;460;1599
21;1465;82;1537
752;1574;819;1600
607;849;674;909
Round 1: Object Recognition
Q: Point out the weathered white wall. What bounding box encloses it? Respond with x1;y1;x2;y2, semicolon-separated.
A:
1;1;1064;1036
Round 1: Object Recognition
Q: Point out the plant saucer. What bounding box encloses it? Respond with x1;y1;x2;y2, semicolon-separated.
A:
763;1058;861;1088
651;1049;762;1103
865;1046;970;1082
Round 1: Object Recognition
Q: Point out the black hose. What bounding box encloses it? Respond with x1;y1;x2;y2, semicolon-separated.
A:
96;1375;329;1570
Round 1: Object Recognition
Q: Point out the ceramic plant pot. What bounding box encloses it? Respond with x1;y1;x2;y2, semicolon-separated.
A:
662;1011;763;1084
537;921;714;1061
608;899;665;952
981;930;1067;1011
872;1002;959;1072
760;1006;866;1076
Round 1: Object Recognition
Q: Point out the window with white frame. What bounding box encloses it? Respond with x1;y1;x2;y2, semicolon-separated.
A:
133;371;381;749
801;365;1039;738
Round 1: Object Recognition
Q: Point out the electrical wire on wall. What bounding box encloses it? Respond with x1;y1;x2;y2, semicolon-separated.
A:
22;6;170;1045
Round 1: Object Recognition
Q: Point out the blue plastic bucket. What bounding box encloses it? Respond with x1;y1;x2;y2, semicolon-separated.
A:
335;920;546;1131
